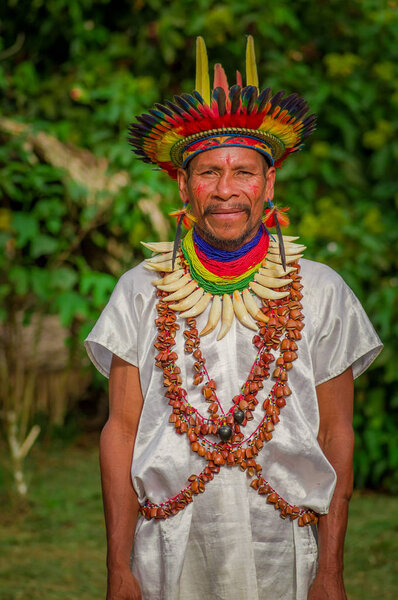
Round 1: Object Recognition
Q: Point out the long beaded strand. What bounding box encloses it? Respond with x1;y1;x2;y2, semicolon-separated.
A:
140;263;318;527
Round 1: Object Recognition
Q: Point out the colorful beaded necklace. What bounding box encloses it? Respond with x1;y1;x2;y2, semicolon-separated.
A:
140;230;317;527
143;231;305;339
181;225;270;294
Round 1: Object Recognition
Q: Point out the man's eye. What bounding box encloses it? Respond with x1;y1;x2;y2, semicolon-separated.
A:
237;170;253;176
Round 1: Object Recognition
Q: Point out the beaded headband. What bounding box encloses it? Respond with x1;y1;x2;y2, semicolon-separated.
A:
128;36;316;179
181;134;274;167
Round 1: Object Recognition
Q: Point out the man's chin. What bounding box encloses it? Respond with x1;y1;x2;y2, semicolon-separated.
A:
194;223;260;251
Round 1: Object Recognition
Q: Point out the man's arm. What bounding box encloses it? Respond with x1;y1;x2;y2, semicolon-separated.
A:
100;354;144;600
308;367;354;600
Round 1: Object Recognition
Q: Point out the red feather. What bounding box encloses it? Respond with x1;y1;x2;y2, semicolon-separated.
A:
262;207;290;228
213;64;229;96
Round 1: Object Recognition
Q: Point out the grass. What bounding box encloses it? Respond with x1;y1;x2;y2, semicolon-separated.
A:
0;438;106;600
0;439;397;599
345;491;398;599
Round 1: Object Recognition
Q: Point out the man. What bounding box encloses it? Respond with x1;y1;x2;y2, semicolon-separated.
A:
85;38;382;600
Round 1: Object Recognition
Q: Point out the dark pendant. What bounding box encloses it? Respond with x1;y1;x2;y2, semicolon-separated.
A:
218;425;233;442
233;409;245;424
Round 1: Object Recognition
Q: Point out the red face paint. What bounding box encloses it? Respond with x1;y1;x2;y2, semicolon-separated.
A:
194;183;204;196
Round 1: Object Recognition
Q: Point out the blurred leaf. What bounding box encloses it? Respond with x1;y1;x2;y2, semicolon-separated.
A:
55;291;90;327
31;234;59;258
12;213;39;247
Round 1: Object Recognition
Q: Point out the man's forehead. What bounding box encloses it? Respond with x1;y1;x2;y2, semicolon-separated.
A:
191;147;264;170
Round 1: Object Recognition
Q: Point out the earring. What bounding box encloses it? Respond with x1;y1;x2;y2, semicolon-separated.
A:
169;203;197;230
169;203;197;269
262;198;290;271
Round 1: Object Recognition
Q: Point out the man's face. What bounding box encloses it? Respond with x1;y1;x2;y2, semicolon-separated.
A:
177;146;275;250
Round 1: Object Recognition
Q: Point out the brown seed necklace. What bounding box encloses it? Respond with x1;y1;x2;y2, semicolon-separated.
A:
140;260;318;527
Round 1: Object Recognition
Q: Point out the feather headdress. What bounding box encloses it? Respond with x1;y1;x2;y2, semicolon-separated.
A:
128;36;316;179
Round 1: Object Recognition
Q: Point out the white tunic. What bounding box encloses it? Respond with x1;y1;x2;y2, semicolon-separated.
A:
85;258;382;600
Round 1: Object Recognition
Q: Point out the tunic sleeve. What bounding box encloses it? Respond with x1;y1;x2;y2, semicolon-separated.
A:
84;268;144;378
303;262;383;386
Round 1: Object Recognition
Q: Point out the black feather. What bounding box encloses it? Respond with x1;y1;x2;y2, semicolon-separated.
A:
274;216;286;272
164;100;185;117
303;113;317;125
149;108;165;119
181;93;203;115
257;87;272;112
269;90;286;111
174;95;192;113
193;90;207;105
213;87;227;116
279;93;297;107
229;85;242;114
129;123;148;133
291;106;309;121
172;216;184;270
243;86;258;114
137;114;157;128
155;103;174;117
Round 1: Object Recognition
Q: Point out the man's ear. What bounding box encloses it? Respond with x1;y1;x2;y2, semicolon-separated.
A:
177;168;189;204
265;166;276;202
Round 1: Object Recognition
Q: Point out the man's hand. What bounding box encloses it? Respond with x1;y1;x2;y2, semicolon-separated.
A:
308;571;347;600
107;566;142;600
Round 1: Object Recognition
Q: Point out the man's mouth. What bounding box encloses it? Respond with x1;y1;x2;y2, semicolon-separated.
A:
210;209;245;214
205;206;250;217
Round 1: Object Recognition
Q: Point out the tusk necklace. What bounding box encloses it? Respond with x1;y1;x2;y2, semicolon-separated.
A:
144;225;306;340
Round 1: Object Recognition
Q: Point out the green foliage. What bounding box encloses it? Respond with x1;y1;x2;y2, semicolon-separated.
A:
1;0;397;489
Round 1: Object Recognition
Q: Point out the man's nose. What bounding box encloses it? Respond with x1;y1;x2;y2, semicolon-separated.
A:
214;173;239;200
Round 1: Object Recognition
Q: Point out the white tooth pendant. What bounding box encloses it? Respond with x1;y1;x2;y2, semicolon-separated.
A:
268;244;306;255
180;292;212;318
144;259;179;272
249;280;290;300
262;261;296;276
266;253;302;266
217;293;234;340
200;295;222;336
164;279;197;302
242;289;269;323
281;235;299;242
140;241;174;253
254;272;292;289
145;250;173;263
259;265;296;277
169;287;204;311
157;272;190;292
232;290;258;331
152;269;185;286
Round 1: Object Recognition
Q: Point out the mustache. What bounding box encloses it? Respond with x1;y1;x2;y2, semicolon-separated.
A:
203;204;250;216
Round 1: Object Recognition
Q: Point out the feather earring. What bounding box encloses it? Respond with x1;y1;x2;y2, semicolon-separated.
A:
263;199;288;271
169;204;197;269
274;212;287;272
172;214;183;270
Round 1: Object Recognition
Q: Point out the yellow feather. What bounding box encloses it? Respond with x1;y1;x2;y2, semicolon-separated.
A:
195;37;210;106
246;35;259;90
